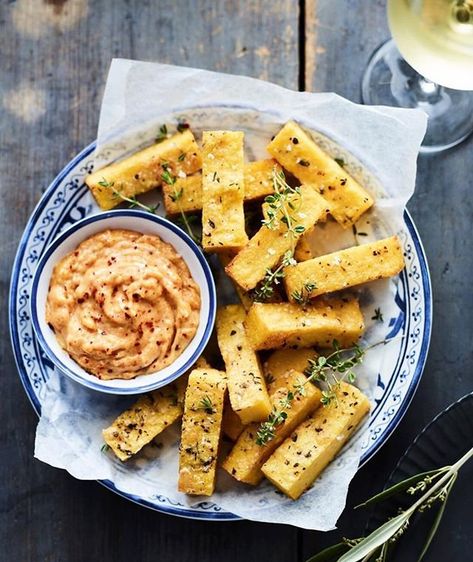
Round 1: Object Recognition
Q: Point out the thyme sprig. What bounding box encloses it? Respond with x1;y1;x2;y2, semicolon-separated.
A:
98;179;159;213
253;170;306;302
307;447;473;562
262;169;306;239
161;164;201;245
255;339;367;446
253;250;296;302
304;340;365;405
255;408;289;446
291;281;317;305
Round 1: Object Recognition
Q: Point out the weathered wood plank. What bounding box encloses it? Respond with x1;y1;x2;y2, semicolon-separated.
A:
301;1;473;559
0;1;300;561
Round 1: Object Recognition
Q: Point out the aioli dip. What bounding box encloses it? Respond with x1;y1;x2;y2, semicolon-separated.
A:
46;229;201;380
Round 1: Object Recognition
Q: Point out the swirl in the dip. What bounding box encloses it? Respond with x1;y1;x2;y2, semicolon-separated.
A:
46;229;201;380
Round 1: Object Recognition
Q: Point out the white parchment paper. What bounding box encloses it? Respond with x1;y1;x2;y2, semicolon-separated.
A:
35;59;427;530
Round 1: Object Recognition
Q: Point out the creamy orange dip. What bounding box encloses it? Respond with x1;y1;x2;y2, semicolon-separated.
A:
46;229;201;380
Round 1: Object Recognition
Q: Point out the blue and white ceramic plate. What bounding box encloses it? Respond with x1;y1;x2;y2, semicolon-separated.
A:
9;108;432;521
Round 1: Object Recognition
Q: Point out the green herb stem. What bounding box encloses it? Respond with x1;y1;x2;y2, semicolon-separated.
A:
335;445;473;562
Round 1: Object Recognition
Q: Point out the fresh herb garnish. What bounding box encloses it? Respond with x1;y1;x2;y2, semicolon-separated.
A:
177;152;186;162
101;443;110;453
262;169;305;240
155;124;168;143
253;170;306;302
372;307;384;323
253;250;296;302
169;187;183;202
304;340;364;406
98;178;159;213
335;157;345;168
161;164;176;186
255;409;288;446
255;338;396;446
291;281;317;305
308;446;473;562
161;165;200;245
198;395;215;414
172;213;202;245
255;340;366;445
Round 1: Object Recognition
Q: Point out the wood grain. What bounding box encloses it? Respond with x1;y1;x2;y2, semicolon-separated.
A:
1;0;472;560
0;1;299;561
301;1;473;559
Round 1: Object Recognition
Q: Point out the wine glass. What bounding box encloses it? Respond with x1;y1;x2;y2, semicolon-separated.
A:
362;0;473;153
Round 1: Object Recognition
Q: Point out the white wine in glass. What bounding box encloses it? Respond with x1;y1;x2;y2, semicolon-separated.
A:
362;0;473;152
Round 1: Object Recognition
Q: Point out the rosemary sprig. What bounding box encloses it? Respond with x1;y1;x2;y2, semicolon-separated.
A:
291;281;317;305
307;446;473;562
198;395;215;414
97;179;159;213
255;340;367;446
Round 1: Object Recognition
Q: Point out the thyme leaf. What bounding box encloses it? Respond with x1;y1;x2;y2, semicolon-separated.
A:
98;178;159;214
155;124;168;143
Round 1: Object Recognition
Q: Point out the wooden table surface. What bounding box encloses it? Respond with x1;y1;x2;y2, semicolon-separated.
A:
1;1;472;561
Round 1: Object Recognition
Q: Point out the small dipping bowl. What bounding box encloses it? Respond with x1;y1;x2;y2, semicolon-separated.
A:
30;209;216;395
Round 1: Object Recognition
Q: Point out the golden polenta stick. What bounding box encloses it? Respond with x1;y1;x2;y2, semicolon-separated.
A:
178;368;227;496
103;379;186;461
201;131;248;252
294;230;316;262
263;348;317;384
267;121;373;227
103;356;209;461
285;236;405;302
162;159;280;215
86;130;202;210
245;298;364;350
222;370;322;485
218;252;253;311
262;382;370;499
162;174;203;215
222;398;246;441
216;304;271;423
225;185;330;291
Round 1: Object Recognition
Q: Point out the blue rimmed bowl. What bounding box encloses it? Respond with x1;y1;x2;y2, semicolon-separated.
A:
29;209;216;395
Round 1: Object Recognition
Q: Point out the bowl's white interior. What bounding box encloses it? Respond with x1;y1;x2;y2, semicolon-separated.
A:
32;212;213;392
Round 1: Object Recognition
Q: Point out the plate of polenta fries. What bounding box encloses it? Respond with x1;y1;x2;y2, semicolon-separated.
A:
10;108;431;521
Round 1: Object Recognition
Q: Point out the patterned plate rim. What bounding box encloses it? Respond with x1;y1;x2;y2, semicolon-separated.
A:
9;140;432;522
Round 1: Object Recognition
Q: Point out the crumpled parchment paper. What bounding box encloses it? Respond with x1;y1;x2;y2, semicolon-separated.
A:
35;59;427;530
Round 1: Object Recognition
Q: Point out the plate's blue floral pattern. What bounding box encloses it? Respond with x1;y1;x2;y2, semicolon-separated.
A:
9;141;431;521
